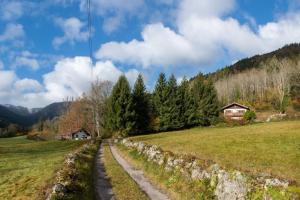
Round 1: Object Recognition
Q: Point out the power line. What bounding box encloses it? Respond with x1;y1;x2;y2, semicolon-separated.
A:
87;0;93;80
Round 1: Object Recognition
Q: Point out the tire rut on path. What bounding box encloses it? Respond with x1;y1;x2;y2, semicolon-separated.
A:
109;141;170;200
94;143;115;200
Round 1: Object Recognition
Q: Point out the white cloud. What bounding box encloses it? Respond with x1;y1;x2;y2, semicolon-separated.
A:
14;57;40;70
257;13;300;49
0;70;16;91
97;23;198;68
96;0;300;68
11;51;40;70
0;23;25;42
102;16;122;34
0;1;23;21
14;78;43;92
53;17;89;48
0;57;139;108
176;0;235;20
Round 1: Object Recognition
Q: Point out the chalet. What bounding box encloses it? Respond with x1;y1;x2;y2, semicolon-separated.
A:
58;129;91;140
221;102;250;121
72;129;91;140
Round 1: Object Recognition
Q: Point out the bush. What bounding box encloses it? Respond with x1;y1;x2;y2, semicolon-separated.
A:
244;110;256;122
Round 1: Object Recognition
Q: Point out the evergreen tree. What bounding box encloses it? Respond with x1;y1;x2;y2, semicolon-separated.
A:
132;74;150;134
202;79;220;125
163;74;181;130
108;75;135;136
153;73;169;130
178;77;197;127
191;74;219;126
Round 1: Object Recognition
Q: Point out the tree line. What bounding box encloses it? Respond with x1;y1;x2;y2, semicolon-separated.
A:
104;73;219;137
55;73;219;138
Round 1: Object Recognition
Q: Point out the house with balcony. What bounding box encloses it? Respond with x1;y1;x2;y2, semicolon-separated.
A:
221;102;250;121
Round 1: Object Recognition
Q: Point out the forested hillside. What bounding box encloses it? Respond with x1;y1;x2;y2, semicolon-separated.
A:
204;44;300;112
0;102;69;137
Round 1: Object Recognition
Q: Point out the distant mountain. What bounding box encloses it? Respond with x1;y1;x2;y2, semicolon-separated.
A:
0;105;31;127
0;102;70;128
30;102;70;123
30;108;42;113
3;104;43;115
3;104;31;115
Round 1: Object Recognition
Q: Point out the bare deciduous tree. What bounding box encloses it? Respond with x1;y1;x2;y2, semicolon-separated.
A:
88;79;113;137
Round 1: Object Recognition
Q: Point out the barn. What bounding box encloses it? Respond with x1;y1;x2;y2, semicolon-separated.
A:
221;102;250;121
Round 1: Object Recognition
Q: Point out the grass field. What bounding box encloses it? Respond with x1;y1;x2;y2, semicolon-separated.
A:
102;143;148;200
0;136;83;200
131;121;300;184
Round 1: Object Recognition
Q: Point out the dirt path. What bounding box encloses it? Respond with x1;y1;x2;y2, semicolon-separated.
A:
94;143;115;200
109;141;170;200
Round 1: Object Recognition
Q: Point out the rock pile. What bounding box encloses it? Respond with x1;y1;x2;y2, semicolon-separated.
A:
119;139;295;200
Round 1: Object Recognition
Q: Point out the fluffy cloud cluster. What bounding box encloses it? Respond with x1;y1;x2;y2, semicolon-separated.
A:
0;57;138;108
53;17;89;48
96;0;300;68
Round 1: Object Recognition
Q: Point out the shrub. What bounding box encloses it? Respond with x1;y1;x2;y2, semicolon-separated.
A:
244;110;256;122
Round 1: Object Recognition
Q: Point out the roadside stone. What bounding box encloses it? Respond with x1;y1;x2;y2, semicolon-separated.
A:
215;171;248;200
137;142;145;153
265;178;289;189
53;183;66;193
191;167;201;180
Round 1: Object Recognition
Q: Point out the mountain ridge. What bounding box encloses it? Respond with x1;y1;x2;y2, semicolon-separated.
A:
0;102;70;128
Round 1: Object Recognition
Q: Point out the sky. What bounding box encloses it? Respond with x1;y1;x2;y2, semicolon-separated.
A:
0;0;300;108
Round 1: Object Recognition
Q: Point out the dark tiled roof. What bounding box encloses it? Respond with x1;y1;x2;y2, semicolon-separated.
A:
221;102;250;110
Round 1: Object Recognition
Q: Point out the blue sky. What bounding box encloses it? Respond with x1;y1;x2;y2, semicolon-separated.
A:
0;0;300;107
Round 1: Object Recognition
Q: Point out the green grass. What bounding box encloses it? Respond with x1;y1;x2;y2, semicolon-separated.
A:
0;136;83;200
102;143;148;200
131;121;300;184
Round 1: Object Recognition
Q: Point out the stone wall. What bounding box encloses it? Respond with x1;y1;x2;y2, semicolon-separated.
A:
118;139;298;200
47;141;98;200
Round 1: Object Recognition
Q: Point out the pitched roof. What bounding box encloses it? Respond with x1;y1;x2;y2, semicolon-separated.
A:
71;128;91;136
221;102;250;110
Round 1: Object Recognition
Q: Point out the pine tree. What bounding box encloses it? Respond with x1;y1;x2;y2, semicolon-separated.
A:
153;73;169;130
108;75;135;136
163;74;181;130
178;77;197;127
132;74;150;134
191;74;219;126
202;79;220;125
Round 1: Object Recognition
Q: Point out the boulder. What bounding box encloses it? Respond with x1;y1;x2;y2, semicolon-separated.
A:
215;171;248;200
